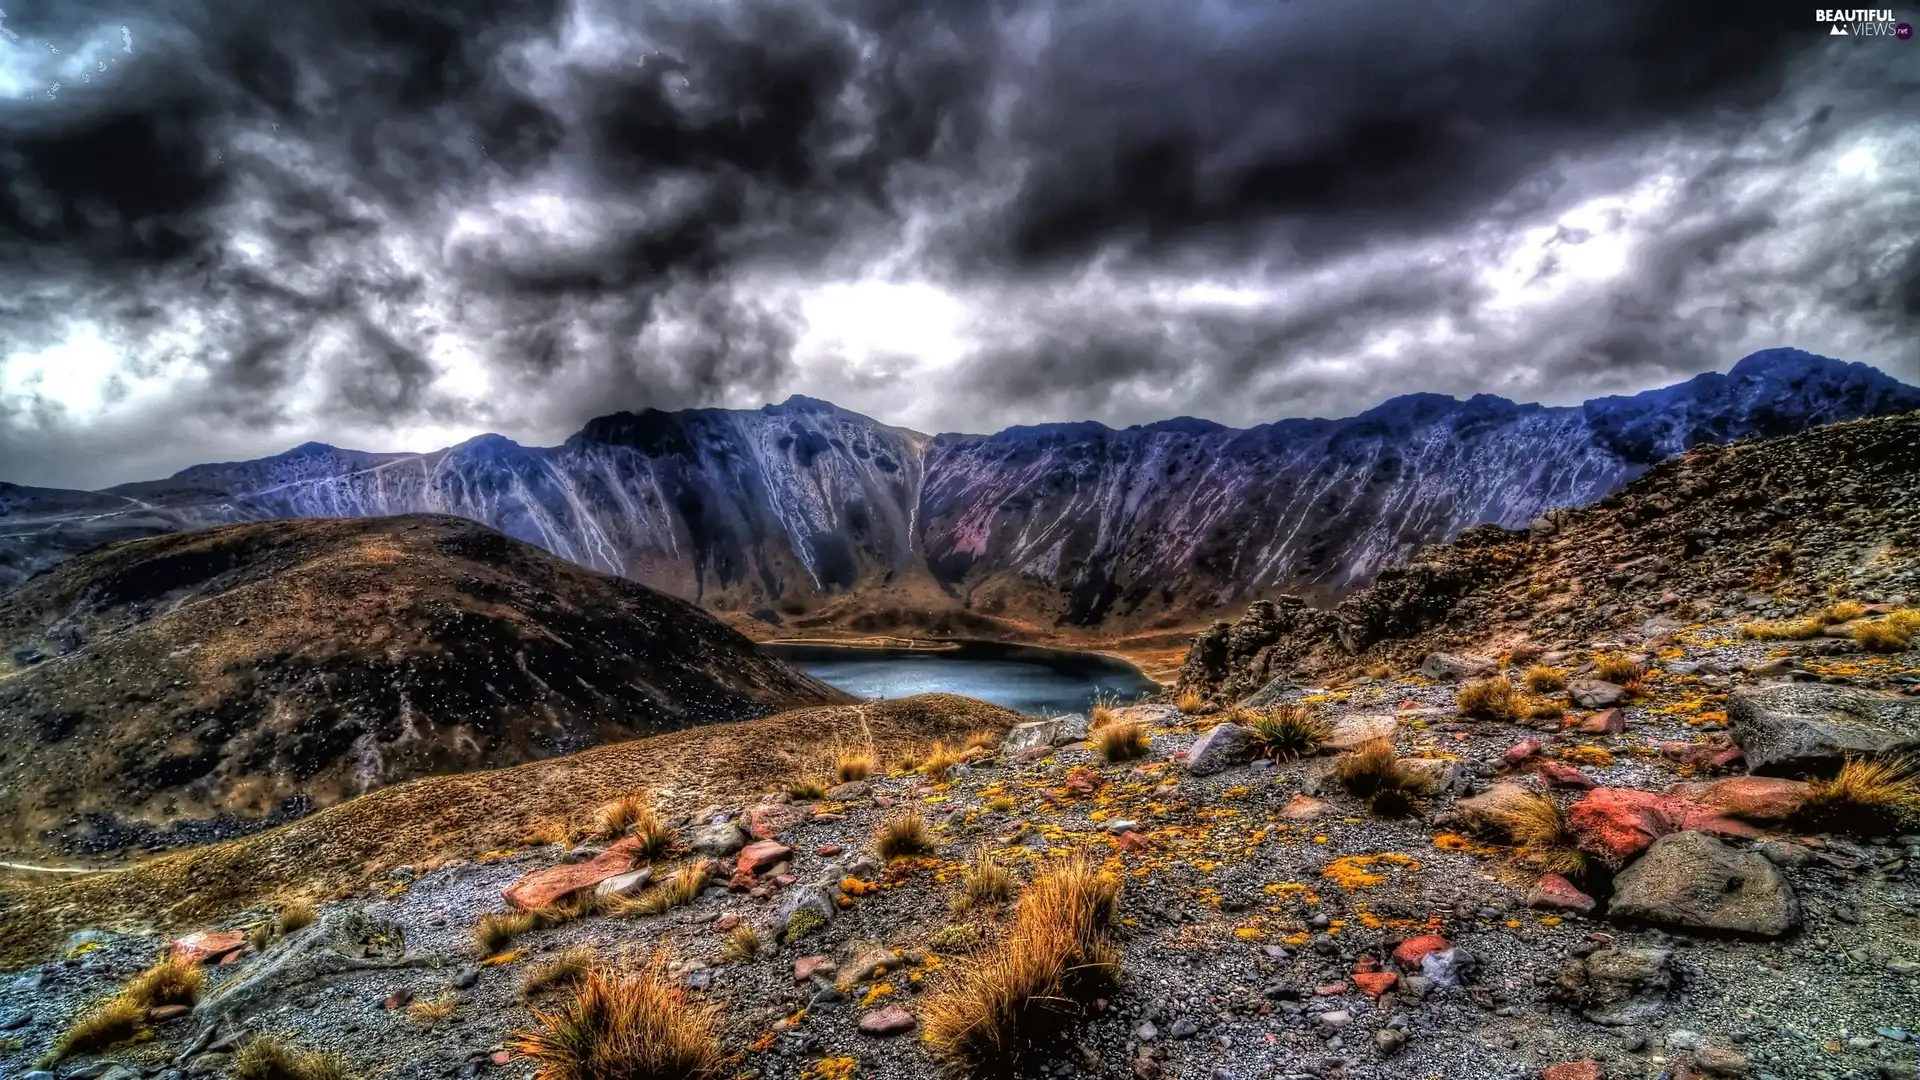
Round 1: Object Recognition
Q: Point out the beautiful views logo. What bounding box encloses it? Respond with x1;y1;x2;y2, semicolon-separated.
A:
1815;7;1911;35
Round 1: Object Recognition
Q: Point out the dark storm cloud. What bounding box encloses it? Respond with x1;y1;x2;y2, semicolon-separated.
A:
0;0;1915;489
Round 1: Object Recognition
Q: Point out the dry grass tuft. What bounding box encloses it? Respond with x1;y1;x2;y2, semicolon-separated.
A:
513;958;725;1080
1175;687;1205;714
1088;695;1120;730
1363;662;1395;680
278;899;318;936
46;994;149;1061
522;945;602;999
1853;613;1917;653
524;819;574;846
615;859;713;918
1523;665;1567;693
1799;757;1920;834
1092;721;1149;763
921;857;1122;1074
920;742;963;782
1477;792;1585;876
231;1035;351;1080
590;794;652;839
952;850;1017;914
1242;704;1329;761
1593;654;1643;686
786;780;827;801
964;730;1001;753
406;993;458;1024
1331;738;1424;817
124;955;205;1009
722;925;762;964
474;910;541;958
1528;699;1566;721
1455;677;1522;721
876;811;934;860
834;750;875;783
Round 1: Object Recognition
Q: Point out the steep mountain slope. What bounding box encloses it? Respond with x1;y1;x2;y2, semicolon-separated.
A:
3;350;1915;634
1177;410;1920;699
0;515;843;856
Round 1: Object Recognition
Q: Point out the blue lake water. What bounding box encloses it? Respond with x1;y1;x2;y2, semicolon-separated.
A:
760;640;1160;718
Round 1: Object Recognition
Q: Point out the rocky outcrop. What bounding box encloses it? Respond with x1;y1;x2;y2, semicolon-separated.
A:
1609;831;1801;938
1727;684;1920;776
1176;598;1343;700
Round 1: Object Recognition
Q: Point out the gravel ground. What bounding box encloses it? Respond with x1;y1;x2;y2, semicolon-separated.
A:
3;625;1917;1080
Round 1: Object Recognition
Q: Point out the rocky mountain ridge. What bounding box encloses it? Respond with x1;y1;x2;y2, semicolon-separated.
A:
4;349;1916;636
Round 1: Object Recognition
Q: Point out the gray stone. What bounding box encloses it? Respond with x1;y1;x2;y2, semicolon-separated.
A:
825;781;871;801
1556;947;1675;1026
1567;679;1628;708
1322;714;1396;753
1610;831;1800;938
688;821;748;857
594;867;653;898
1238;676;1297;710
1183;722;1263;775
1420;653;1495;681
1728;683;1920;776
452;966;480;990
1002;713;1091;755
1395;756;1462;795
1756;840;1814;868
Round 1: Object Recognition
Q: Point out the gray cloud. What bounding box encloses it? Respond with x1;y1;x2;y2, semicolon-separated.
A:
0;0;1915;489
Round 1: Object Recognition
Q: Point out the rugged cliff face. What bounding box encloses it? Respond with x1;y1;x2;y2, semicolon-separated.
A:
3;349;1916;632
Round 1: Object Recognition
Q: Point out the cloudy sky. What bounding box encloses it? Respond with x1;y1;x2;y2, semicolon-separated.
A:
0;0;1915;490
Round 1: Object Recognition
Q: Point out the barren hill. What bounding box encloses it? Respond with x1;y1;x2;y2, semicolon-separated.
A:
1179;410;1920;698
0;515;844;856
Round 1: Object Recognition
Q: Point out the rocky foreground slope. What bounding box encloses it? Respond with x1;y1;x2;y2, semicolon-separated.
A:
0;515;842;857
1;613;1914;1080
5;350;1915;635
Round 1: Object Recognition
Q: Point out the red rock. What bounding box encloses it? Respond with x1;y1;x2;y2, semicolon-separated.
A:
1526;874;1596;914
147;1004;191;1022
1578;709;1625;735
712;914;742;933
1065;767;1104;797
1502;739;1543;768
817;844;844;856
1352;971;1398;998
728;864;757;892
1391;934;1450;970
858;1005;917;1036
1115;831;1152;853
737;840;793;875
774;873;797;886
1542;1061;1603;1080
503;836;643;910
794;955;835;982
1670;776;1811;823
1314;981;1348;996
1568;788;1757;864
1537;761;1595;790
743;804;811;840
1705;746;1747;773
1280;794;1333;821
167;929;247;966
489;1052;511;1067
384;989;413;1011
218;949;246;966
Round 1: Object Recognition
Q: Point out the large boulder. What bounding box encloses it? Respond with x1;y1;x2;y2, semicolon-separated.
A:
1609;831;1800;938
1554;947;1675;1025
1567;680;1627;709
1420;653;1495;682
1666;776;1812;823
1728;683;1920;776
689;821;749;857
504;836;644;910
1323;715;1397;752
1183;722;1263;775
1568;788;1756;865
1002;714;1091;756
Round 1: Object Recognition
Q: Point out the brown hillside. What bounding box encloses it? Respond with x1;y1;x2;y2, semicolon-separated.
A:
0;693;1019;966
0;515;845;856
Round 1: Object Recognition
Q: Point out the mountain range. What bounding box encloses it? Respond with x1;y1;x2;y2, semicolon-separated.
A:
3;348;1916;636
